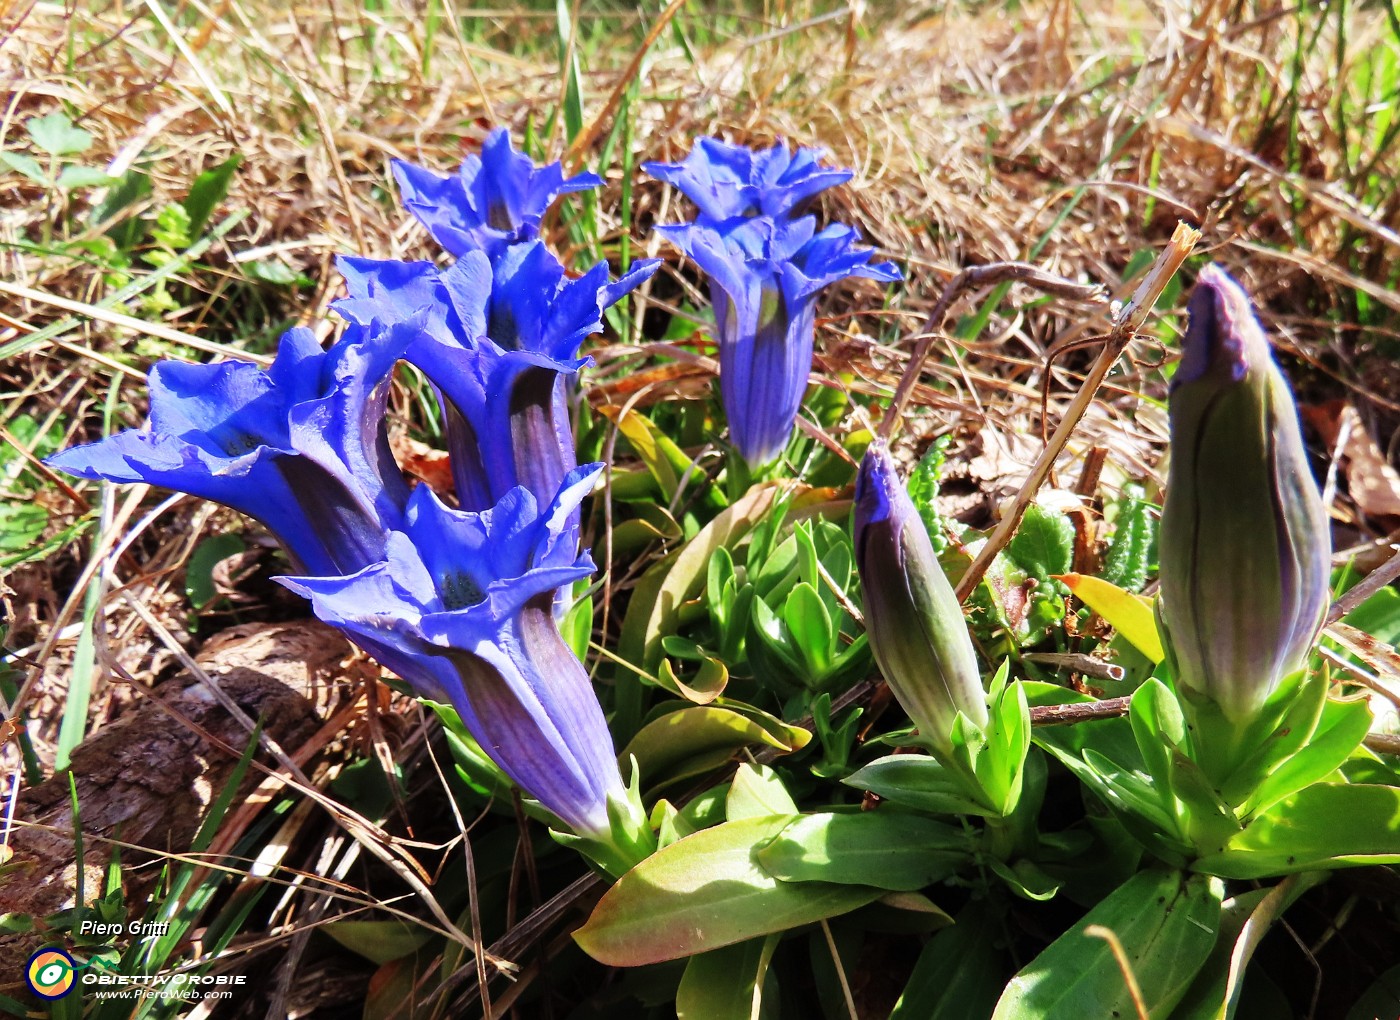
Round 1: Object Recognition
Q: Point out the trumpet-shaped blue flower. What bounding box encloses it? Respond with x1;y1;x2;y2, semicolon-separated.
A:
278;465;627;838
48;323;414;576
392;128;602;261
643;138;852;222
656;214;899;465
335;244;657;512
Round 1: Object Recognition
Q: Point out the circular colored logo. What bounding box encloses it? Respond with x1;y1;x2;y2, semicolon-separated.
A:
25;948;76;1000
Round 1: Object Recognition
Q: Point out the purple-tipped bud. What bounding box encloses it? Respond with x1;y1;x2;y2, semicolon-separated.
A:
854;440;987;749
1159;265;1331;722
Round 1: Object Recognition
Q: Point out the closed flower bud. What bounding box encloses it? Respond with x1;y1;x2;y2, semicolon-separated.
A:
854;440;987;749
1159;265;1331;722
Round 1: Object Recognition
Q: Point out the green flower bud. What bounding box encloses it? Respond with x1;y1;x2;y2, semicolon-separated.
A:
854;439;988;748
1159;265;1331;722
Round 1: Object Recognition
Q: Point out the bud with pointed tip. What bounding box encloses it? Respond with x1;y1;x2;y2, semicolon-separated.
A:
854;439;988;749
1158;265;1331;723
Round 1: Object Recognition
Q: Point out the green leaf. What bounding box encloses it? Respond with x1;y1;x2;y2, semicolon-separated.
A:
27;111;93;156
993;869;1222;1020
184;533;246;609
891;904;1006;1020
657;655;729;705
55;165;114;190
1194;783;1400;879
619;483;791;675
676;936;779;1020
621;706;794;790
784;581;834;676
1102;484;1157;592
574;815;882;966
1007;502;1074;579
1173;873;1325;1020
1345;962;1400;1020
244;257;311;286
0;150;51;185
183;153;242;235
322;919;434;966
756;811;970;891
0;500;48;554
844;754;995;817
1241;694;1371;816
602;405;692;501
91;168;152;248
727;763;798;821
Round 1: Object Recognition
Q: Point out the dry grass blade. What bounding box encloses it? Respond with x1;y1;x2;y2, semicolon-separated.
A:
954;223;1200;602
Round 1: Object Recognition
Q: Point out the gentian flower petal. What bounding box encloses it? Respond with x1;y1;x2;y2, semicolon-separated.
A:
392;127;602;260
643;138;852;221
277;465;622;838
48;322;413;576
656;215;900;466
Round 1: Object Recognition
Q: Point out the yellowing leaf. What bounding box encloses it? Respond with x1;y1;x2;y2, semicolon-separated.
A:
1056;573;1165;663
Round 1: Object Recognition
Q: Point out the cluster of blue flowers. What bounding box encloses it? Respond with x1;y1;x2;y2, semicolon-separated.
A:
51;129;658;841
48;130;899;853
644;139;901;466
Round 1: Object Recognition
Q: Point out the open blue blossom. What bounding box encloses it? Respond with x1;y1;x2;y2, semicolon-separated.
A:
643;138;852;222
392;128;602;261
278;465;627;838
335;244;657;512
48;324;414;576
656;214;900;465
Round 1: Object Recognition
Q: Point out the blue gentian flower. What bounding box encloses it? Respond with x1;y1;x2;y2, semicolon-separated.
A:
279;464;628;838
392;127;602;261
48;324;414;576
656;214;900;466
335;244;658;512
643;138;853;221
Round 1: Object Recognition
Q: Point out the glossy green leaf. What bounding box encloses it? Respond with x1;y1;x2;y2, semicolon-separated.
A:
727;763;798;821
891;904;1006;1020
757;810;970;891
622;706;793;789
1173;872;1324;1020
676;936;779;1020
184;533;246;609
784;581;834;675
993;869;1222;1019
844;754;995;818
620;483;791;673
574;815;882;966
1241;695;1372;816
1194;783;1400;879
658;655;729;704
